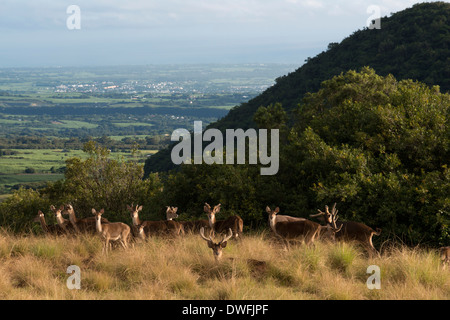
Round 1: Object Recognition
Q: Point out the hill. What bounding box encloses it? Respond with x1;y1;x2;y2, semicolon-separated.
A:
144;1;450;174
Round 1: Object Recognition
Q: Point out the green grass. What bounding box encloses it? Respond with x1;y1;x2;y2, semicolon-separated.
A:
0;232;447;300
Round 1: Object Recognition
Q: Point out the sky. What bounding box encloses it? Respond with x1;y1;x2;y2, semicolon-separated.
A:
0;0;446;67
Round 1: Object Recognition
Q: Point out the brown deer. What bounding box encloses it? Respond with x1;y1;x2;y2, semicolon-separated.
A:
165;206;185;235
310;203;382;257
439;246;450;270
50;205;73;234
135;224;146;241
62;204;109;234
92;208;130;254
199;227;233;261
127;204;183;237
34;210;62;235
204;203;243;239
267;206;342;247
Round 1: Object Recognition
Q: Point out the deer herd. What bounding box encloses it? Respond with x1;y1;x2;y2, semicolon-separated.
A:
33;202;449;269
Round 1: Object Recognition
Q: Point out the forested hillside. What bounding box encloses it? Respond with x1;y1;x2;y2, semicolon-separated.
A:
144;2;450;173
211;1;450;131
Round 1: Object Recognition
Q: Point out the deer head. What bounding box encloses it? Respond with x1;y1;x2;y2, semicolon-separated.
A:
310;203;342;233
166;206;179;220
34;210;45;223
200;227;233;261
266;206;280;227
127;204;143;224
50;205;66;224
204;203;221;225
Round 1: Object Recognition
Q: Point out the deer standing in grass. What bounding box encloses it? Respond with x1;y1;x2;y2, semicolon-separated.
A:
165;206;185;235
310;203;382;258
50;205;73;234
63;204;108;234
267;206;342;248
204;203;243;239
127;204;184;237
199;227;233;261
92;208;130;254
34;210;61;235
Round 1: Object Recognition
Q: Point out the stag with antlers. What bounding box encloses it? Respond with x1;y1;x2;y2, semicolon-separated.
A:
199;227;233;261
310;203;382;257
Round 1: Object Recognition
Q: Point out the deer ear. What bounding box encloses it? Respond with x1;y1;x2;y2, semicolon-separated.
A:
221;241;228;248
266;206;271;213
173;207;178;213
204;203;211;213
50;205;55;211
207;241;214;249
138;205;143;211
100;209;105;214
91;208;96;215
274;207;280;213
166;206;171;213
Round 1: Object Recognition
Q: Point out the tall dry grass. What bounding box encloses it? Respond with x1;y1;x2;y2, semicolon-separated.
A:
0;229;448;300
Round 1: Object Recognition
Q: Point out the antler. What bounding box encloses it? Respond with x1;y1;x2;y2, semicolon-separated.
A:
310;208;326;218
220;228;233;244
200;227;213;242
213;203;221;213
328;203;342;232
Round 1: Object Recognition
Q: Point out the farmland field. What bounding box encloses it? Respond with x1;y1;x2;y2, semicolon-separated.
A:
0;148;157;195
0;64;296;198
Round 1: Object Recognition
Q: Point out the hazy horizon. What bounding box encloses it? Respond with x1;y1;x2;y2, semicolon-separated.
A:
0;0;446;68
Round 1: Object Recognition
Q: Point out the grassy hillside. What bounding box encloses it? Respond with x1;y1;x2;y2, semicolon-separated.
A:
0;231;448;300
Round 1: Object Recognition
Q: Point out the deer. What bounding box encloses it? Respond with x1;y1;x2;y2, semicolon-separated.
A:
204;203;243;239
62;204;109;234
309;203;382;258
439;246;450;270
135;224;146;241
199;227;233;261
165;206;185;235
92;208;131;254
127;204;184;237
266;206;342;248
50;205;73;234
33;210;61;235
